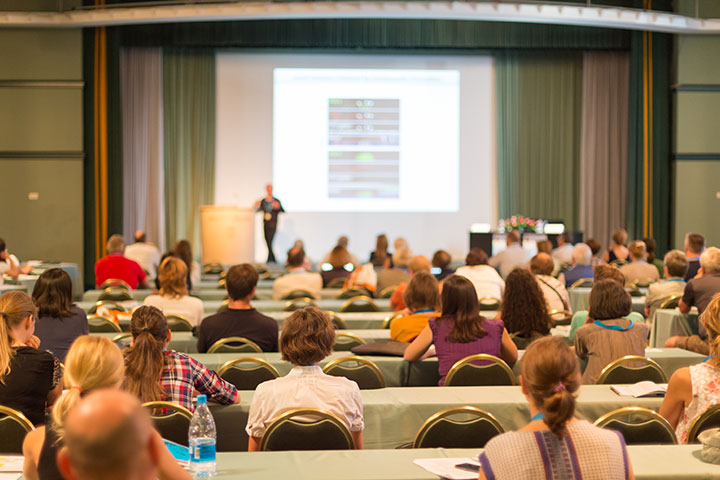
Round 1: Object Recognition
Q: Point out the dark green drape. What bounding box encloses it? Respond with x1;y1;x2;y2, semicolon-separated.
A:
163;49;216;252
496;52;583;229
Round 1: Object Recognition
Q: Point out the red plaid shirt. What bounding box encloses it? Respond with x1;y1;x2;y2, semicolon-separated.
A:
162;350;238;411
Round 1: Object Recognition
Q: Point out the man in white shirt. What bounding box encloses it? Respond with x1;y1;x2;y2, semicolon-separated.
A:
644;249;688;321
551;232;574;265
123;230;162;280
272;247;323;300
530;253;571;313
488;231;532;279
0;238;31;280
619;240;661;284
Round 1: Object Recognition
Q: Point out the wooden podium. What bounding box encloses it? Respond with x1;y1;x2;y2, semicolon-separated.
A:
200;206;254;266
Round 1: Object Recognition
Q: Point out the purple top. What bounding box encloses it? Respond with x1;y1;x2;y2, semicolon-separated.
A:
429;316;505;386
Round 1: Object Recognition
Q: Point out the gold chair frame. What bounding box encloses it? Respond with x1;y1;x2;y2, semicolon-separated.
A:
687;404;720;443
322;355;386;388
142;401;193;419
596;355;667;384
284;297;317;311
207;336;263;354
412;406;504;448
593;406;677;444
88;314;122;333
659;295;683;310
0;404;35;432
570;278;594;289
260;408;355;451
445;353;515;386
338;295;378;313
99;278;131;291
334;333;367;349
381;312;403;330
324;311;347;330
165;314;194;332
217;357;281;378
378;286;398;299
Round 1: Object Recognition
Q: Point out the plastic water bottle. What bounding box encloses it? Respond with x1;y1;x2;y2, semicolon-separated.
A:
188;395;216;477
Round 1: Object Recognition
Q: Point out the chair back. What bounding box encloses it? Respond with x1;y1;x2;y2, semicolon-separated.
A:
203;263;224;275
97;287;133;302
631;278;656;289
260;408;354;451
339;296;379;313
594;407;677;445
659;295;682;310
596;356;667;384
0;405;34;454
284;297;317;312
337;288;372;299
88;315;122;333
381;312;403;330
217;357;280;390
549;309;573;326
112;332;133;349
570;278;593;289
687;405;720;443
323;356;386;389
377;286;397;299
90;300;129;314
166;314;194;332
325;311;347;330
413;406;504;449
99;278;131;291
477;297;501;311
333;333;367;351
325;277;347;289
282;290;316;300
142;402;193;446
444;354;515;386
217;299;230;313
207;336;263;354
609;259;628;268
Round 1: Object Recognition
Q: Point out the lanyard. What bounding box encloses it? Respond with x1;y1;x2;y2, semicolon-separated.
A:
415;309;434;314
593;320;634;331
531;412;544;422
667;278;684;282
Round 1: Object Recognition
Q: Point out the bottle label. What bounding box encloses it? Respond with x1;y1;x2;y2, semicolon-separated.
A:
190;443;216;463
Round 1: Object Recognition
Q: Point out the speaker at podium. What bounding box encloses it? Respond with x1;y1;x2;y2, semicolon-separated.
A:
200;206;255;266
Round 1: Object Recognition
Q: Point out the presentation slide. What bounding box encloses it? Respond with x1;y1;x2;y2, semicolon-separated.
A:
273;68;459;212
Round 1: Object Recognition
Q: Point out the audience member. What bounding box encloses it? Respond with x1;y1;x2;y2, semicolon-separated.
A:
454;248;505;300
0;238;31;279
561;243;595;288
197;264;278;353
404;275;518;385
529;253;571;314
536;239;560;276
272;247;323;300
619;240;660;284
321;246;353;287
551;232;574;265
666;247;720;354
246;307;364;450
292;240;314;271
431;250;454;281
389;255;431;312
574;279;649;384
643;237;664;278
369;234;391;268
94;234;149;289
389;272;440;343
502;268;552;349
321;236;360;267
376;247;412;294
585;237;603;267
143;257;204;327
343;262;378;296
684;232;705;281
479;336;633;480
661;293;720;444
123;305;239;411
56;389;190;480
489;231;531;279
173;240;200;288
0;291;62;425
31;268;89;363
644;250;688;322
123;230;162;280
602;228;630;264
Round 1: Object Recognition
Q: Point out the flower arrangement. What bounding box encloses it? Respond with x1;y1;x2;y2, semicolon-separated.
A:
499;215;541;233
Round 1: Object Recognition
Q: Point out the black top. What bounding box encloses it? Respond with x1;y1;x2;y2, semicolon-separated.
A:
685;259;701;281
321;268;350;287
433;268;455;282
257;197;284;225
38;421;64;480
0;347;59;426
682;273;720;340
34;306;89;363
369;251;393;268
197;308;279;353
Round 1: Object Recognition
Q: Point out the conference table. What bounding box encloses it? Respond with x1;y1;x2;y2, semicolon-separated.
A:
569;287;647;314
0;284;27;295
650;309;699;348
4;262;83;299
81;287;345;303
212;445;720;479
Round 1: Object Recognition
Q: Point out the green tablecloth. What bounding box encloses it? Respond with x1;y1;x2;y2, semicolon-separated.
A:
81;287;345;302
212;445;720;479
0;284;27;295
569;287;646;314
208;385;664;451
650;309;699;348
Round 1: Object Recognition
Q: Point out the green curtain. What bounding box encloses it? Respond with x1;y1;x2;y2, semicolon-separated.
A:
496;52;583;228
163;49;216;255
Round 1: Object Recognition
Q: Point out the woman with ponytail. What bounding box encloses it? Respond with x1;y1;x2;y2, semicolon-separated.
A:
479;336;634;480
661;292;720;443
123;305;239;410
0;291;62;426
22;336;190;480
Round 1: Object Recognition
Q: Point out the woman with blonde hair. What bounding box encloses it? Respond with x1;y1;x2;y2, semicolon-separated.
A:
479;336;634;479
22;336;190;480
0;291;62;426
602;229;630;263
661;293;720;443
143;257;204;327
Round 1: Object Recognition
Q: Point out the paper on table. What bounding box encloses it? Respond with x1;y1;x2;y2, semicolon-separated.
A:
645;348;663;353
413;457;480;480
0;456;23;473
0;474;22;480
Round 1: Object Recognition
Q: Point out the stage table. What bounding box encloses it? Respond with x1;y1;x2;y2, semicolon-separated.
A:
212;445;720;479
650;309;699;348
569;287;646;314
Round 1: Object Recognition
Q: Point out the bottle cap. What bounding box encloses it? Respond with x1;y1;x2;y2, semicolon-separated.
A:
196;394;207;405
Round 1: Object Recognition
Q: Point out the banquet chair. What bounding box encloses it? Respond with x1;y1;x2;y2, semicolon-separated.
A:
88;314;122;333
323;356;386;389
0;405;34;454
687;404;720;443
594;407;677;445
99;278;131;291
325;311;347;330
413;406;504;449
659;295;683;310
142;401;193;446
203;263;224;275
339;296;379;313
609;259;628;268
89;300;129;314
112;332;133;349
333;333;367;351
97;287;133;302
444;354;515;386
261;409;355;451
381;312;403;330
325;277;347;289
166;314;194;332
549;309;573;326
284;297;317;312
596;356;667;385
378;286;397;299
570;278;594;289
337;288;373;299
477;297;501;311
217;357;280;391
282;289;316;300
207;336;263;354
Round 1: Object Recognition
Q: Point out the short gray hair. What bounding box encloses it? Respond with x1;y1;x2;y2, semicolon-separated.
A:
663;250;688;278
571;243;592;266
106;234;125;254
701;247;720;274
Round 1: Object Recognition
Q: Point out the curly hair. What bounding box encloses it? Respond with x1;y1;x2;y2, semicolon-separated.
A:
501;268;550;337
